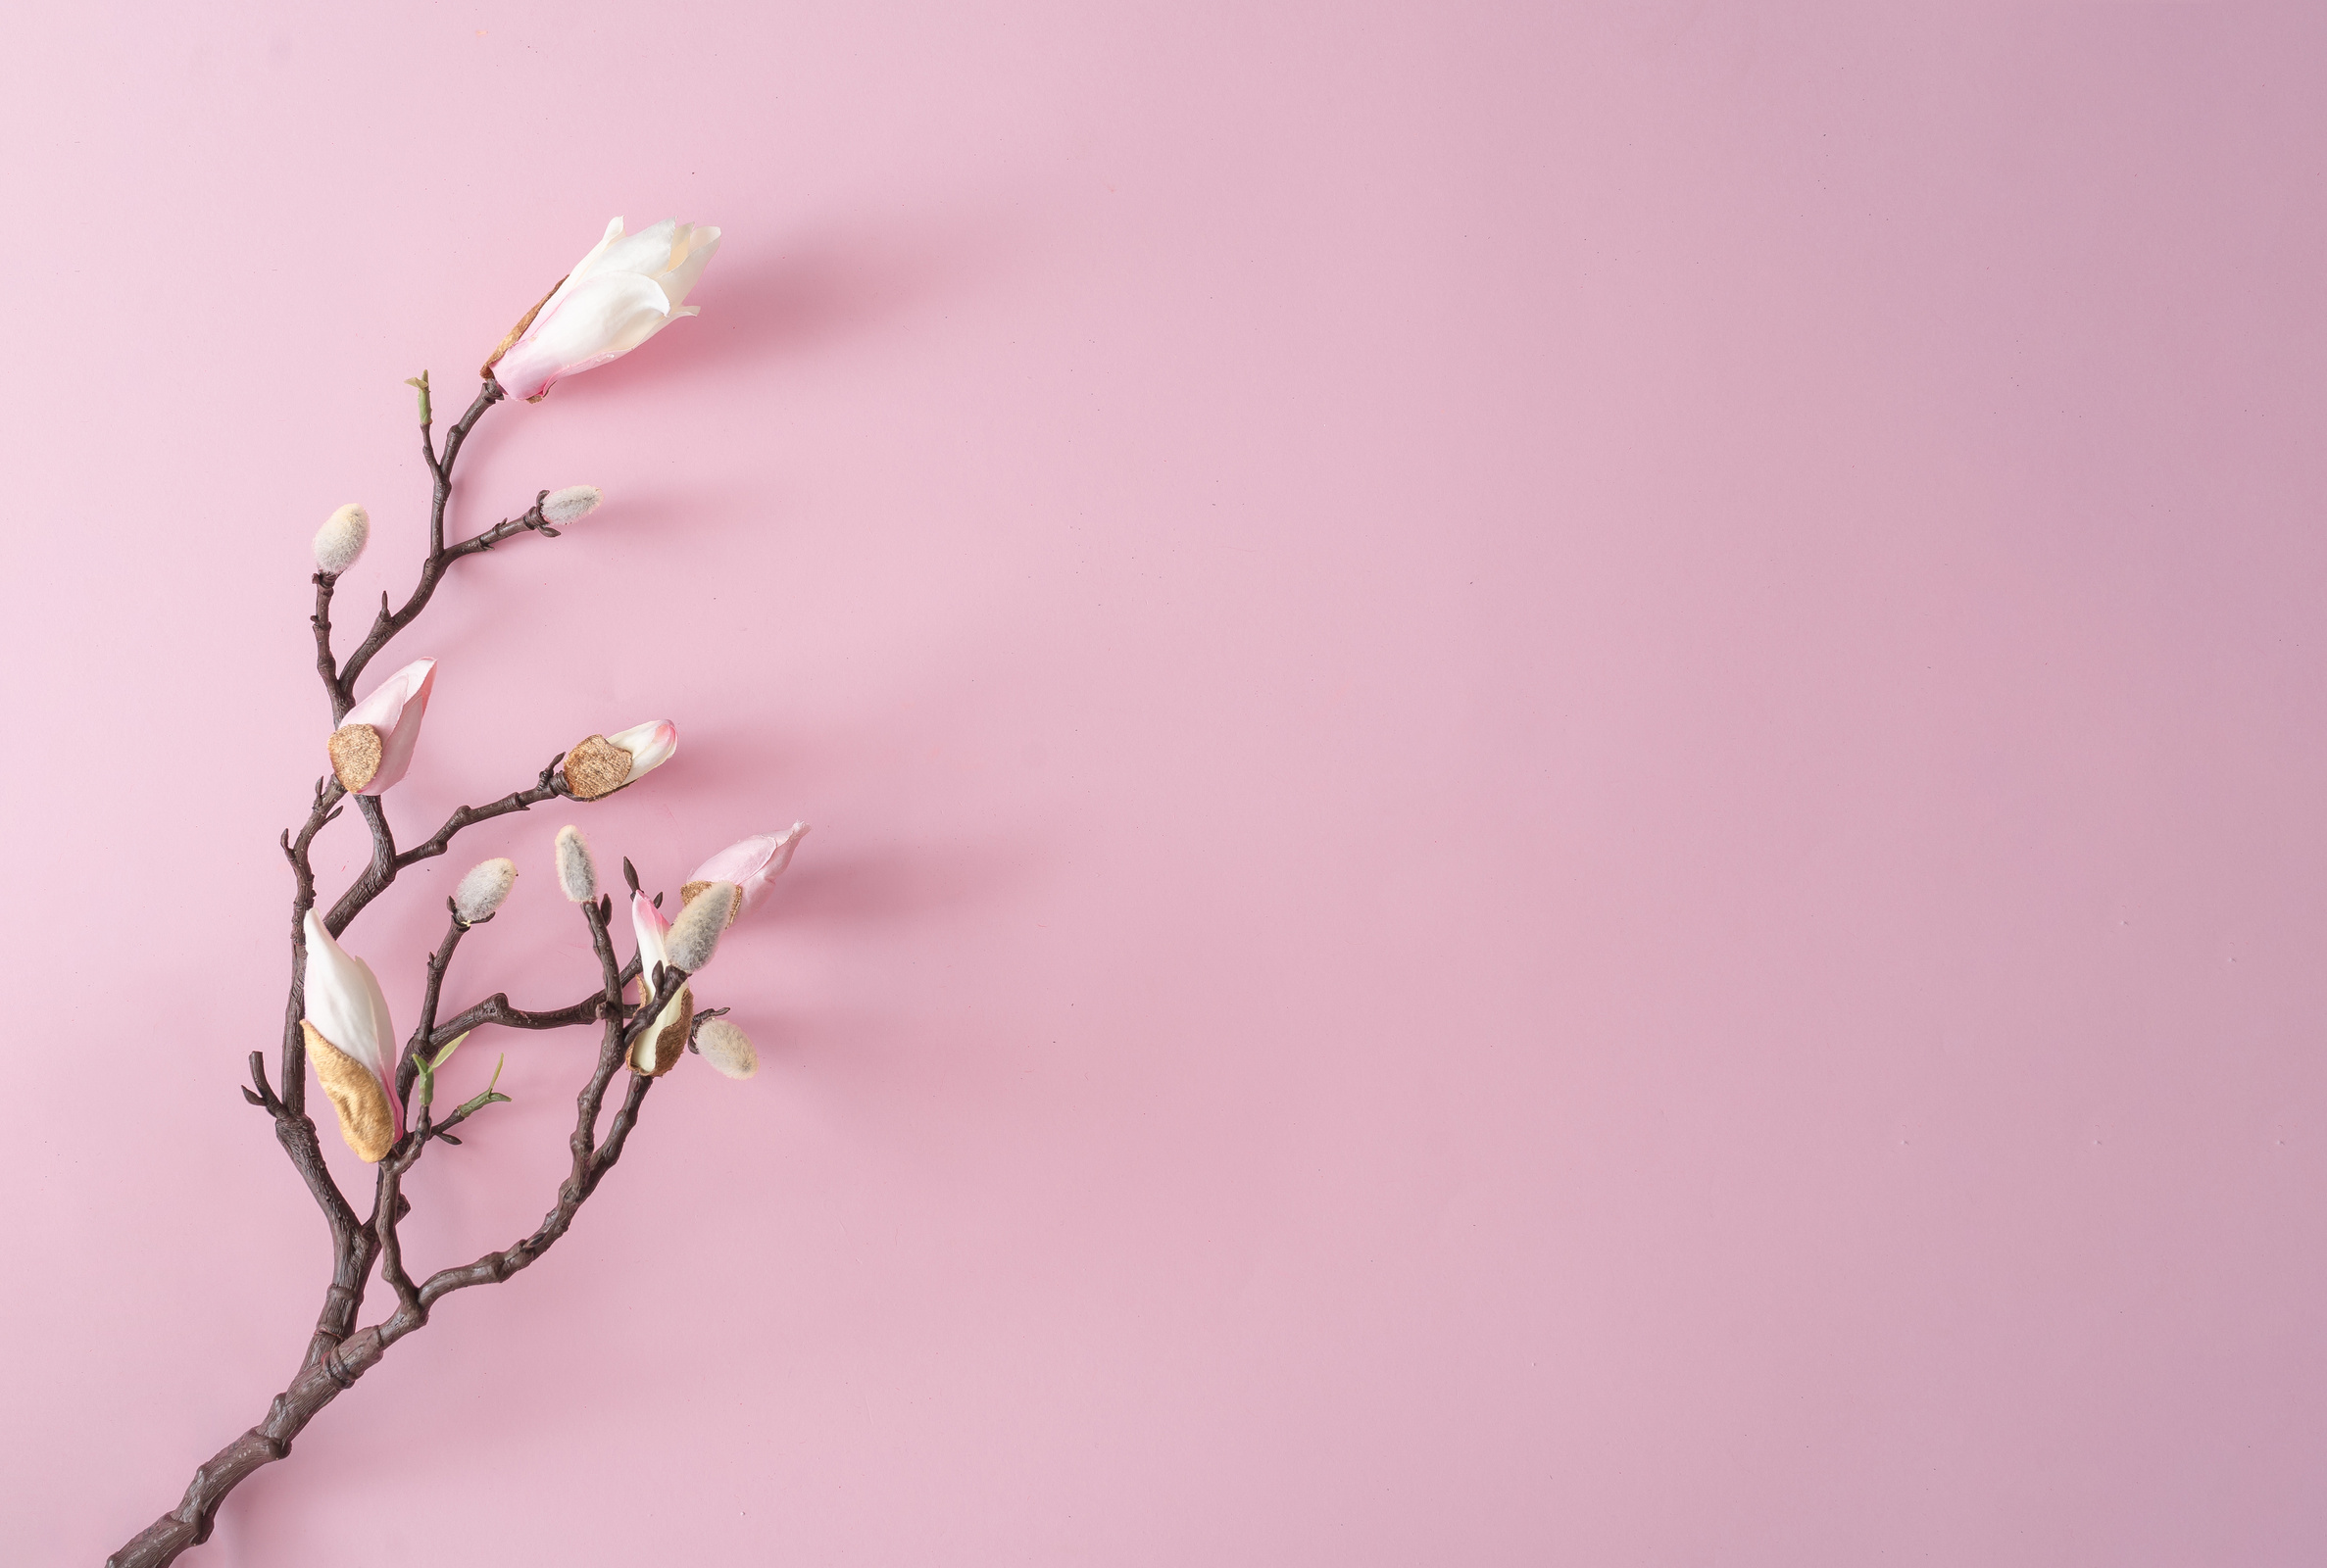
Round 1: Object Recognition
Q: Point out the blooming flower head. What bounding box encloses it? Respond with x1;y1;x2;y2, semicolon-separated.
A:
487;218;721;402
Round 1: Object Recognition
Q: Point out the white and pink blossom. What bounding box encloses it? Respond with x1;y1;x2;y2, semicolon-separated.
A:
488;218;721;402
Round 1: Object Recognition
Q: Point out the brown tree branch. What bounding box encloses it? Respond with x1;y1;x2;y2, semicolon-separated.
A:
114;900;670;1568
335;379;505;698
394;906;472;1103
311;572;347;723
390;755;569;873
118;291;763;1561
276;775;346;1119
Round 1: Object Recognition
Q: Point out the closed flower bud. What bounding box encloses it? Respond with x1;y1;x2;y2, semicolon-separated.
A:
542;485;602;524
554;825;597;903
301;910;404;1161
695;1018;758;1080
628;891;692;1076
453;858;518;924
664;881;737;974
682;824;808;923
313;503;370;574
563;718;678;801
328;658;436;796
487;218;721;402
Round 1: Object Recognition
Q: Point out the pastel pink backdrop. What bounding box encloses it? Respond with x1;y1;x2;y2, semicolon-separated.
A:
3;3;2323;1563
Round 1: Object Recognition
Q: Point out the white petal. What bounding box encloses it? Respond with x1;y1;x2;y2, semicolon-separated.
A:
656;226;720;311
532;216;626;322
608;719;678;781
594;218;678;278
302;909;395;1079
630;891;671;999
523;270;673;369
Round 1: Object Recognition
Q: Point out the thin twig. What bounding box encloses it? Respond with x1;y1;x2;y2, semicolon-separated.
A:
394;906;471;1102
336;379;506;697
427;954;642;1050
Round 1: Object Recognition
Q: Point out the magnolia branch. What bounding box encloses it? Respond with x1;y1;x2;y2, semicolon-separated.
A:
107;217;776;1568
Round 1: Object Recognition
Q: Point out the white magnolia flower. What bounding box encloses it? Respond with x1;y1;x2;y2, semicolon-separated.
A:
488;218;721;402
301;909;404;1161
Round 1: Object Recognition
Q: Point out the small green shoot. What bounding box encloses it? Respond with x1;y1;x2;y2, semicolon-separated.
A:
413;1030;470;1111
452;1054;513;1122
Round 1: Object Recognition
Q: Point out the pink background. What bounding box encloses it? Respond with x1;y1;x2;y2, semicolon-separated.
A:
5;3;2325;1563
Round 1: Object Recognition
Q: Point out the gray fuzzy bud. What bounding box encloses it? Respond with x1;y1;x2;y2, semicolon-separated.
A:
541;485;603;525
664;881;737;974
453;858;519;923
554;825;597;903
696;1018;758;1080
314;503;370;574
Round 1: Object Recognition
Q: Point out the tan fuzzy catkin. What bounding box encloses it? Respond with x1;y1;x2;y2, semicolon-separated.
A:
314;503;370;574
454;858;519;923
695;1018;758;1080
541;485;603;524
664;882;738;974
554;825;597;903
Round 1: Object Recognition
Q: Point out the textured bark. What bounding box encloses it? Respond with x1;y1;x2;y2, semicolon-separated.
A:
104;372;726;1564
106;1328;396;1568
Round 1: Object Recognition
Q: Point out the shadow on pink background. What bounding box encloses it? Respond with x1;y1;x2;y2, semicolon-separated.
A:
3;2;2324;1563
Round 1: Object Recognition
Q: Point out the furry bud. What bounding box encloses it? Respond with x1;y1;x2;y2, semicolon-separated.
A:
453;858;519;923
664;881;737;974
314;503;370;574
542;485;603;524
695;1018;758;1080
554;826;597;903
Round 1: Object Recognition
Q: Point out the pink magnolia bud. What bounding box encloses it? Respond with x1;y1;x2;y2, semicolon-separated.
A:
681;823;808;921
485;218;721;403
607;719;678;780
328;658;436;796
561;719;677;801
